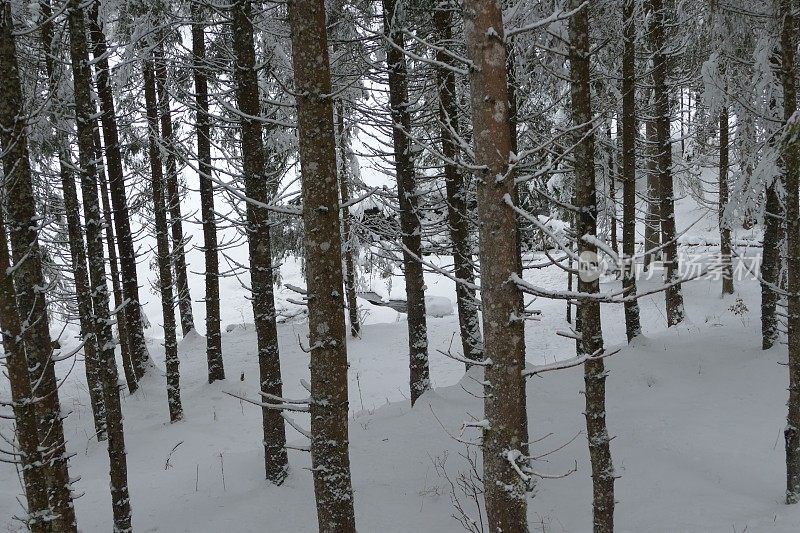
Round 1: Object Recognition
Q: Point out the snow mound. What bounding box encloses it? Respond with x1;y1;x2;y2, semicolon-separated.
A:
425;296;453;317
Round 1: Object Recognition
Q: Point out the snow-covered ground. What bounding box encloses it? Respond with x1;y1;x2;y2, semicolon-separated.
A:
3;191;798;531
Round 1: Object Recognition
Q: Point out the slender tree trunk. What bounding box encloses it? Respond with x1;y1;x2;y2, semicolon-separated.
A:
191;0;224;382
781;0;800;503
66;3;133;527
719;105;734;295
607;124;619;254
231;0;288;483
39;0;106;437
95;129;138;393
0;216;49;533
382;0;430;405
289;1;357;529
434;4;483;363
649;0;685;326
621;0;642;340
463;1;529;530
569;3;615;531
143;57;184;424
336;102;361;338
88;0;152;378
762;47;785;350
643;117;661;270
0;3;77;528
154;41;195;336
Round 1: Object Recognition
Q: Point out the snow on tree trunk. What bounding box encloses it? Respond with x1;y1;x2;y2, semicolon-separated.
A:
643;117;661;271
231;0;288;484
462;0;529;529
0;2;77;529
569;2;615;531
382;0;431;406
143;57;184;425
649;0;685;326
88;0;152;378
621;0;642;340
191;0;224;383
66;2;134;526
434;4;484;364
288;0;357;529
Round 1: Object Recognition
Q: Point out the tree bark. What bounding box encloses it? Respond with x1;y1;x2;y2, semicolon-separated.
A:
66;2;133;527
191;0;224;382
462;0;529;529
88;0;152;378
143;57;184;424
621;0;642;340
780;0;800;503
434;3;483;363
0;2;77;529
649;0;685;326
289;1;357;529
154;41;195;336
231;0;288;484
382;0;430;406
0;213;49;532
569;3;615;531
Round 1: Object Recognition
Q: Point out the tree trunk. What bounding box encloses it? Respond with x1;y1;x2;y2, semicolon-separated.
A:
95;128;138;393
462;0;529;530
191;0;224;382
0;214;49;532
719;105;734;295
66;2;133;526
154;41;195;336
88;0;152;378
0;2;77;528
569;3;615;531
762;47;785;350
39;0;106;437
289;1;357;529
143;57;184;424
780;0;800;503
231;0;288;484
336;102;361;338
382;0;430;406
434;4;483;363
621;0;642;340
643;117;661;270
649;0;685;326
607;124;619;254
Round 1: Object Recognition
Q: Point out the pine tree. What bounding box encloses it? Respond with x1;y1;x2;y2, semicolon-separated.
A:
191;0;224;382
0;2;77;528
382;0;431;405
462;0;529;529
230;0;288;484
66;1;133;526
143;55;184;424
289;0;357;528
569;2;615;530
621;0;642;340
88;0;153;378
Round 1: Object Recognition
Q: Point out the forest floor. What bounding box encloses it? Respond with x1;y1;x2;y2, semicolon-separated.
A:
3;195;800;531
